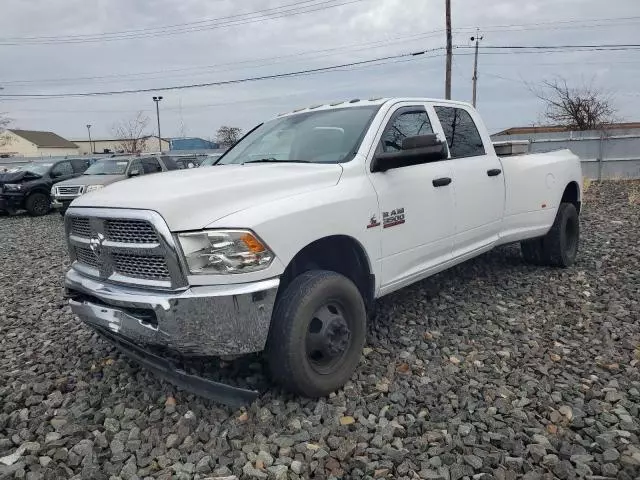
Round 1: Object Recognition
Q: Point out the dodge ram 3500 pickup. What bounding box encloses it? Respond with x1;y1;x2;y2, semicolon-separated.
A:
64;98;582;405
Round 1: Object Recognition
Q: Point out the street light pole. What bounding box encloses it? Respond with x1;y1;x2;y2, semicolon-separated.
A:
152;96;163;152
471;30;484;108
86;124;93;154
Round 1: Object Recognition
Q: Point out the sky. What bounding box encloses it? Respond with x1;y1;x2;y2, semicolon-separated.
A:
0;0;638;141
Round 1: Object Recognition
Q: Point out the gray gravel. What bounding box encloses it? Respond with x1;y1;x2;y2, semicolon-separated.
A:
1;180;639;480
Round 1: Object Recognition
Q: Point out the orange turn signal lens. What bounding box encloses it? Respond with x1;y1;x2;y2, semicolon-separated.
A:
241;233;266;253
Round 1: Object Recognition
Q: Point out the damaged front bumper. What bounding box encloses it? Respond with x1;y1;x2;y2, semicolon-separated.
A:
65;268;279;404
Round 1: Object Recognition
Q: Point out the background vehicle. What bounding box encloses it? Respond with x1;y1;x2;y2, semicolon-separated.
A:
170;154;204;169
0;158;91;216
52;155;178;214
64;98;582;404
200;153;223;166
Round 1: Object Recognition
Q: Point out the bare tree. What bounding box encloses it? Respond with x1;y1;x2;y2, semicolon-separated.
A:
216;126;242;148
111;111;151;153
533;77;616;130
0;113;10;147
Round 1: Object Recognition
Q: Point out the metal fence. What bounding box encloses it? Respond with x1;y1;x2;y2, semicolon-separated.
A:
491;127;640;180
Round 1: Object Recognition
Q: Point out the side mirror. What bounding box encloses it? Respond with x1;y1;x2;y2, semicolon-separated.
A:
371;134;447;173
128;168;141;177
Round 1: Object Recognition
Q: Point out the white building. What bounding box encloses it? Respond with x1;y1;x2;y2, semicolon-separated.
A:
74;136;170;155
0;129;80;157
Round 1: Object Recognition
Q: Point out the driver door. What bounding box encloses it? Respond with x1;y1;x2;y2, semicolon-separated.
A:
367;104;455;294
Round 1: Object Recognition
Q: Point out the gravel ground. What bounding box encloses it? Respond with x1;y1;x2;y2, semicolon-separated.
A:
1;180;639;480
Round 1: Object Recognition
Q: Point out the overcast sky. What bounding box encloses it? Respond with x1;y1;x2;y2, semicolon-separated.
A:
0;0;638;141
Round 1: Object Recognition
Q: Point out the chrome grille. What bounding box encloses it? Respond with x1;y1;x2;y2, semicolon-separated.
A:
75;246;99;268
71;217;91;237
105;219;158;243
65;210;184;288
112;253;170;280
57;185;82;196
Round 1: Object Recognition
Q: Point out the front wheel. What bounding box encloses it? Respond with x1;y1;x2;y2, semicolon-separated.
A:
25;192;50;216
266;270;367;397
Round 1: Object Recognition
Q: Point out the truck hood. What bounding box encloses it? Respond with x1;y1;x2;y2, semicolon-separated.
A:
72;163;343;231
0;171;41;185
57;174;126;187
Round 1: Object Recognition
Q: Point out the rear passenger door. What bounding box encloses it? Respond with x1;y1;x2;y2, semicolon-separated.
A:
434;105;505;256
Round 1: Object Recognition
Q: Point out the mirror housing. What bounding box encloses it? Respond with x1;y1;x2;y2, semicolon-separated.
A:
371;134;447;173
128;168;141;177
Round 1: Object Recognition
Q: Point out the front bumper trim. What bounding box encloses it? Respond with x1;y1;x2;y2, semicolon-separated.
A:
93;326;258;407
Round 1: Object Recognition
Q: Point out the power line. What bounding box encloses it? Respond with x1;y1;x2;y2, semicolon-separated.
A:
0;29;446;86
0;0;367;45
2;43;639;100
1;8;638;46
0;48;444;99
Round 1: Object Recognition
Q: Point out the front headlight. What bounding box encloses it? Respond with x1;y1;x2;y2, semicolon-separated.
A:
85;185;104;193
3;184;23;192
177;229;274;274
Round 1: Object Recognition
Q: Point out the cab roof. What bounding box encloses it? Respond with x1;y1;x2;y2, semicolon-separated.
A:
276;97;474;118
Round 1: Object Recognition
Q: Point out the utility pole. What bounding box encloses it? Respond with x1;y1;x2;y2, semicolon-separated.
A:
445;0;452;99
86;124;93;154
152;96;163;152
471;30;483;108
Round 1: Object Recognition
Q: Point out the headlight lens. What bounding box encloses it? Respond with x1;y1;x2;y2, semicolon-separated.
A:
3;184;23;192
178;229;274;274
85;185;104;193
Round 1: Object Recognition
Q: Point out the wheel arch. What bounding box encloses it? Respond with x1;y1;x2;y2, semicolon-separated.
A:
277;234;375;313
561;181;581;213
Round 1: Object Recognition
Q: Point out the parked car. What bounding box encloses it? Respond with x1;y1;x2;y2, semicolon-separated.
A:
0;158;91;216
63;97;582;405
170;155;204;169
51;155;178;215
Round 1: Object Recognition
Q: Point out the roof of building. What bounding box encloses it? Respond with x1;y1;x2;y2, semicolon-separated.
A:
8;129;79;149
73;135;169;143
169;137;219;150
493;122;640;136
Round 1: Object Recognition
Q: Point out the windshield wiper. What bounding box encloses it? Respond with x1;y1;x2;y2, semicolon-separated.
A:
243;158;311;164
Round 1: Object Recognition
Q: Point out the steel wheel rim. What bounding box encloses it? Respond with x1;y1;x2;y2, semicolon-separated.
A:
305;300;353;375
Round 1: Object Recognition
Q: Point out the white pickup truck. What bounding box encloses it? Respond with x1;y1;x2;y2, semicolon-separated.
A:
64;97;582;404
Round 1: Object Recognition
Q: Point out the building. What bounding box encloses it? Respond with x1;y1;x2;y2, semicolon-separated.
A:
0;129;80;157
492;122;640;137
74;136;170;155
169;137;219;151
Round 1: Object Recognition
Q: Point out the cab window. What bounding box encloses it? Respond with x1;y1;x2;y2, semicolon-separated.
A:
434;106;486;158
380;108;434;153
51;161;73;177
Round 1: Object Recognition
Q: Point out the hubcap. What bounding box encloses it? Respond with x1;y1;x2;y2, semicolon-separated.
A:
305;301;352;374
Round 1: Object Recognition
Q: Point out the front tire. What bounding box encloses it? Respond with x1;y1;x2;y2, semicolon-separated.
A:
25;192;50;216
266;270;367;397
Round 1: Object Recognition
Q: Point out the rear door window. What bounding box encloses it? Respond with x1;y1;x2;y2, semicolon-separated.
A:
70;159;90;173
434;106;486;158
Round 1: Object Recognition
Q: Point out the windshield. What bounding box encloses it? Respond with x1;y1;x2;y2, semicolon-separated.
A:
216;105;380;165
201;154;222;166
84;158;130;175
15;163;52;175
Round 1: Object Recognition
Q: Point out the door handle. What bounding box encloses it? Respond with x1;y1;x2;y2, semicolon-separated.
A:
487;169;502;177
432;177;452;187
